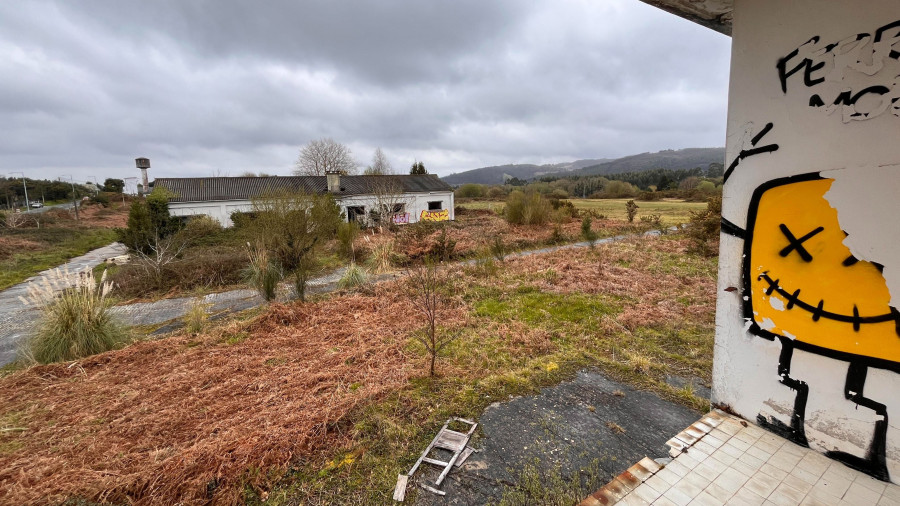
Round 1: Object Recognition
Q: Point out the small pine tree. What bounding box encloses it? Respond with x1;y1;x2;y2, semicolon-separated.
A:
581;215;598;247
118;189;181;253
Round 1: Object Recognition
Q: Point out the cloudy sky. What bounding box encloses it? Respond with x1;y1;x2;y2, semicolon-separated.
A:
0;1;730;185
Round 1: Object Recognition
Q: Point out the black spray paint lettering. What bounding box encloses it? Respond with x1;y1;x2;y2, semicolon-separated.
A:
777;20;900;122
721;122;779;184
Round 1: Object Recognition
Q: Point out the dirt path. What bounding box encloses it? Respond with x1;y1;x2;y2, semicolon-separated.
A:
0;230;667;367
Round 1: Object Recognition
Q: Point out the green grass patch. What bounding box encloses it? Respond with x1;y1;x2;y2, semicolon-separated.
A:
0;228;118;290
475;291;619;330
568;198;706;226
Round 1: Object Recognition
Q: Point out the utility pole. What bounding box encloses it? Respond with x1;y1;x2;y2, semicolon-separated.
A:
59;176;79;221
10;172;28;211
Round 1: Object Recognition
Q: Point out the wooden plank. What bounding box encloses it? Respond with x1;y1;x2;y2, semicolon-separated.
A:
434;429;468;451
420;484;446;496
405;420;450;477
393;474;408;502
422;457;450;467
454;447;475;467
435;422;477;486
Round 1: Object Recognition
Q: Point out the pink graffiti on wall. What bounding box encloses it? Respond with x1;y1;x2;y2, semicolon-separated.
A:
392;213;410;225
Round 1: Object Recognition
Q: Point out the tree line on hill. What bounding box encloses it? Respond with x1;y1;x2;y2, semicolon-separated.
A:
0;177;127;210
455;163;724;201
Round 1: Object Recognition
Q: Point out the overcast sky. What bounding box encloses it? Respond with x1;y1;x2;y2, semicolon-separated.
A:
0;1;730;185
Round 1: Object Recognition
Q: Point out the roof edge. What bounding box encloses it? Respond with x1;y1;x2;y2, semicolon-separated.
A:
638;0;732;36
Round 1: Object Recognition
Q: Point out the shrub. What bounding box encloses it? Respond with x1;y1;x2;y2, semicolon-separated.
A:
490;236;507;261
183;299;210;334
431;226;456;262
549;188;569;200
455;183;485;199
600;180;639;198
337;221;360;261
640;214;662;227
625;200;639;223
118;188;182;254
687;196;722;256
110;246;247;298
338;262;368;289
250;189;341;300
182;215;222;239
468;251;499;278
230;211;256;229
367;240;396;274
90;193;111;207
550;198;578;218
505;190;552;226
486;186;507;199
244;242;282;302
697;180;718;194
581;216;598;248
22;268;128;364
638;191;661;201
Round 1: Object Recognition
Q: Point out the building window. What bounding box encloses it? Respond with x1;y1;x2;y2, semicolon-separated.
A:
347;206;365;224
428;201;442;210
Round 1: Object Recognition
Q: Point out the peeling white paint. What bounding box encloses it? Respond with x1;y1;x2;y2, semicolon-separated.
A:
768;296;785;311
823;165;900;307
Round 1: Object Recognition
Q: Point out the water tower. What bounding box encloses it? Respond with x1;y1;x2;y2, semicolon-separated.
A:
135;157;150;196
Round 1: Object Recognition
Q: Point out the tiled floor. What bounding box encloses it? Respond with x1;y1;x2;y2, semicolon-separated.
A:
580;410;900;506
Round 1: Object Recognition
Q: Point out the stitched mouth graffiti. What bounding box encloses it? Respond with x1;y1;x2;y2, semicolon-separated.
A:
756;272;900;335
744;175;900;365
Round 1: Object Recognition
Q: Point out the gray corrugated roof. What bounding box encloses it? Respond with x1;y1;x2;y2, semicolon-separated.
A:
152;175;452;203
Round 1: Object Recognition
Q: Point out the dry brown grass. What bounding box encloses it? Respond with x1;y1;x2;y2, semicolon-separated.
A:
0;285;466;505
507;237;716;330
0;233;716;505
362;210;647;263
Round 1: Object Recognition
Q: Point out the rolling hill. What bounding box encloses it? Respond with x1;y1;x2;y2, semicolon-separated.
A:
441;159;611;185
441;148;725;185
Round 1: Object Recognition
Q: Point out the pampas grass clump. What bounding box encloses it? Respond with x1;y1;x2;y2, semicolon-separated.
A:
244;242;283;302
338;263;368;289
20;267;128;364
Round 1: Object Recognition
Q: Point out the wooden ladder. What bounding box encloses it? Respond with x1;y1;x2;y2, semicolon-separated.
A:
393;417;478;501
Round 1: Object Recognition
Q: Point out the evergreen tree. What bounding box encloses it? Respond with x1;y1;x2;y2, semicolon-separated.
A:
409;161;427;175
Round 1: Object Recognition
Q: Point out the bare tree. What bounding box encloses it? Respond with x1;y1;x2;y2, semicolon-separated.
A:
406;261;459;377
363;147;393;175
133;230;193;288
294;138;357;176
370;178;411;228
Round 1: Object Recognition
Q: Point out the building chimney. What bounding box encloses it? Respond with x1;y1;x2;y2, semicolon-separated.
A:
326;170;341;193
135;157;151;196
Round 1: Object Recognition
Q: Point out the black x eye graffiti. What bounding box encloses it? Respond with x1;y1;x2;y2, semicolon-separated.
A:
778;224;824;262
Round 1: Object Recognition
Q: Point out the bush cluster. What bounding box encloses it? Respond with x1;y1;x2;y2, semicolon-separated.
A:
687;196;722;256
505;190;553;225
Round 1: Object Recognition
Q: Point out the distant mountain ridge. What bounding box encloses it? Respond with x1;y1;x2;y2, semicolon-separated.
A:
441;148;725;185
441;159;611;185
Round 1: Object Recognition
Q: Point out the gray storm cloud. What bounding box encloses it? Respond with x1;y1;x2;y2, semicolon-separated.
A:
0;0;730;182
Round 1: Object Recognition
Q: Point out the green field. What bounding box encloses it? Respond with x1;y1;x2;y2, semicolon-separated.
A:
0;228;119;290
459;198;707;226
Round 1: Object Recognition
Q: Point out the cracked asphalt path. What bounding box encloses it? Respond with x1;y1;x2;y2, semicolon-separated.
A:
412;371;700;505
0;242;127;366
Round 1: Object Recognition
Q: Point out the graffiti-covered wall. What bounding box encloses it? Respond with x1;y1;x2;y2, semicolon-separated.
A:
712;0;900;483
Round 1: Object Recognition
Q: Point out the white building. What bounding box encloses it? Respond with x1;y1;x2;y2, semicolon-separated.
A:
151;172;455;227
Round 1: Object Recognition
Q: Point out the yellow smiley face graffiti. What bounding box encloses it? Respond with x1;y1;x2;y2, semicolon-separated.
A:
745;175;900;365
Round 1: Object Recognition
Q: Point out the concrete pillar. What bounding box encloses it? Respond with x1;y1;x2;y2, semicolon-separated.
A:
713;0;900;483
